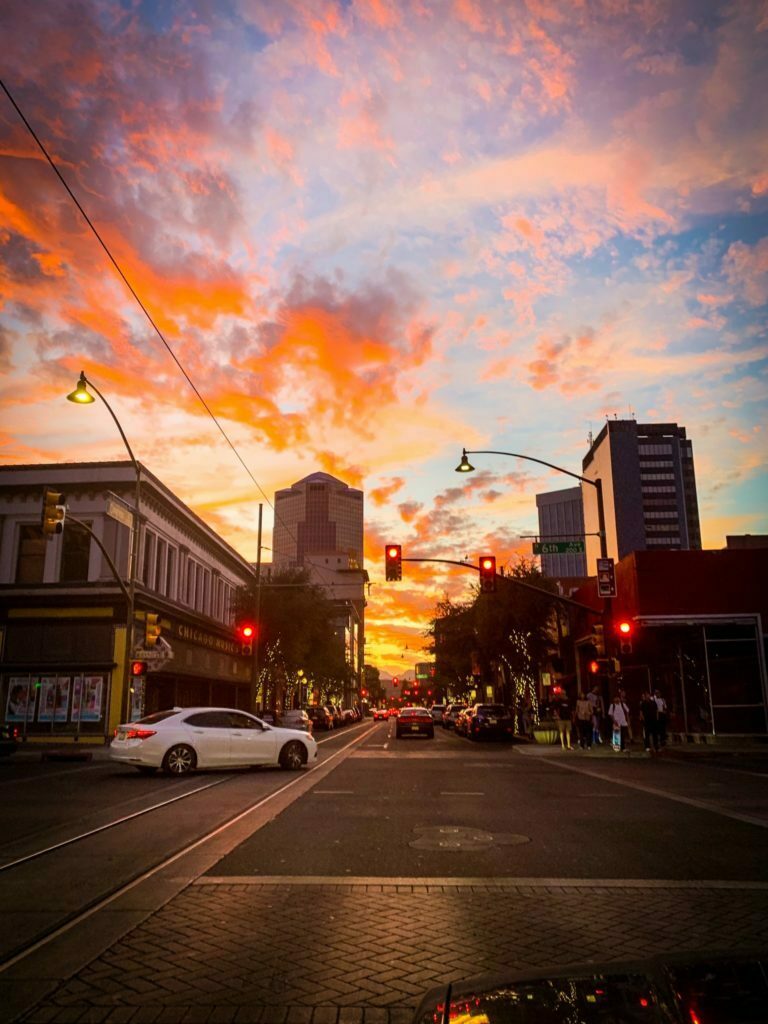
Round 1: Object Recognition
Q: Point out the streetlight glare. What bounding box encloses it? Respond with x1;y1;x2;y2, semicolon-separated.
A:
66;372;95;404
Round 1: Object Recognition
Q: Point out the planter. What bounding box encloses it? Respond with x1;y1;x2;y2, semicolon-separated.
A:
532;723;559;745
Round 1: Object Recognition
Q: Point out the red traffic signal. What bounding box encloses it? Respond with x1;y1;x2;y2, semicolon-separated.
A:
385;544;402;581
237;622;256;655
479;555;496;593
617;621;632;636
617;620;633;655
392;677;399;687
131;660;148;676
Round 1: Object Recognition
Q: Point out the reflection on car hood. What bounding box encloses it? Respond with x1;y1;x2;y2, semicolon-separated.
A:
412;953;768;1023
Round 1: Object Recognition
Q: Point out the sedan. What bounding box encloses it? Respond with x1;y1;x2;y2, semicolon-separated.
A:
110;707;318;775
466;703;515;741
373;708;388;721
395;706;435;739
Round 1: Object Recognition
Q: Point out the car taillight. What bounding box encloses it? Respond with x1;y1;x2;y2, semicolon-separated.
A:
126;728;157;740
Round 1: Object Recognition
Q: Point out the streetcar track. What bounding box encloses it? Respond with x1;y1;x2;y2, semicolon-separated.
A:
0;722;372;973
0;724;359;872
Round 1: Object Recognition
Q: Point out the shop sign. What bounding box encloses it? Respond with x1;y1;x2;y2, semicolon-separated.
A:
176;623;240;655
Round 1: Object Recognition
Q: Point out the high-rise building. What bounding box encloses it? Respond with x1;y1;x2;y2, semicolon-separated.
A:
535;486;588;578
581;420;701;570
272;472;365;701
273;472;364;569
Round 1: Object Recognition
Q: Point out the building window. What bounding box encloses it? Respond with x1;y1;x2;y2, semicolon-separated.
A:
165;546;177;599
644;511;680;519
142;530;156;585
154;539;167;593
16;525;46;583
640;473;676;481
638;443;672;455
60;525;92;582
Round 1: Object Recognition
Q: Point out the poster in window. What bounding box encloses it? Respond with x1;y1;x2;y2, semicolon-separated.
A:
71;676;104;722
38;676;71;722
6;677;36;722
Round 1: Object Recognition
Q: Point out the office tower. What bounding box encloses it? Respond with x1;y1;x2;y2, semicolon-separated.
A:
535;487;588;577
581;420;701;569
273;472;364;569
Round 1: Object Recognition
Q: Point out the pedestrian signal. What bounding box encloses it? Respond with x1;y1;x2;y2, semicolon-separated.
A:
385;544;402;581
131;660;148;676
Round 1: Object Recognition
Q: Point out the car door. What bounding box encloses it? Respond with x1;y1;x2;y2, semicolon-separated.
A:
182;711;231;767
226;711;278;765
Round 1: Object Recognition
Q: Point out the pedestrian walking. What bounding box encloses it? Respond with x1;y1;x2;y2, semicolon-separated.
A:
654;689;668;747
587;685;604;745
640;691;660;753
555;692;573;750
607;693;631;752
575;691;592;749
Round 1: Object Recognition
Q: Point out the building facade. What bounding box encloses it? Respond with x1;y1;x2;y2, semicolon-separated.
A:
581;420;701;571
272;472;366;700
535;486;588;577
0;462;256;743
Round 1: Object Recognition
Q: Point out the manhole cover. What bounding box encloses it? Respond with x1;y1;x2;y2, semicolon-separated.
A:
409;825;531;851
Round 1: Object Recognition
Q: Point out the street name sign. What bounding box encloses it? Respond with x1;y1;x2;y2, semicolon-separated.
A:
105;493;134;530
533;541;585;555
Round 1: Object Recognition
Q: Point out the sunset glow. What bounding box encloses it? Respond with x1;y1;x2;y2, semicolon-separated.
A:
1;0;766;676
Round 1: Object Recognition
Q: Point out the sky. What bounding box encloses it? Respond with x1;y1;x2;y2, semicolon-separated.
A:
1;0;766;677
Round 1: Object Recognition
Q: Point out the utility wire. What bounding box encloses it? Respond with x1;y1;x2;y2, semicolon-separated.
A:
0;77;329;580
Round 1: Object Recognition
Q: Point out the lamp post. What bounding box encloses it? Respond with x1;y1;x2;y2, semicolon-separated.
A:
455;448;607;561
67;371;141;723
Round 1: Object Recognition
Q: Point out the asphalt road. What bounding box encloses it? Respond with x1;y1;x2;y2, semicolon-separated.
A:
213;719;768;881
3;718;768;1023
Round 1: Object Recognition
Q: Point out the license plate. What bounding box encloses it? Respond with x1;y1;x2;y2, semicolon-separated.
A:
488;718;497;724
411;725;420;731
117;730;126;741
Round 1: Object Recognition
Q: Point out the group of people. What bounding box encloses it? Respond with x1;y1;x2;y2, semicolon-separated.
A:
549;686;668;753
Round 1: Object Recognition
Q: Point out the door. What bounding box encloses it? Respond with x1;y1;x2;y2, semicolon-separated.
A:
226;711;278;765
182;711;231;767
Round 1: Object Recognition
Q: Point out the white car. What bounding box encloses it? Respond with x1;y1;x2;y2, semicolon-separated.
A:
110;707;318;775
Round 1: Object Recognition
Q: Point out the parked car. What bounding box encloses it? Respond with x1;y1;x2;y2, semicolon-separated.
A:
0;722;18;757
110;707;318;775
442;704;467;730
341;708;357;725
466;703;514;741
430;704;446;723
305;705;334;730
373;707;388;721
453;707;473;737
278;708;312;732
324;704;344;728
395;706;435;739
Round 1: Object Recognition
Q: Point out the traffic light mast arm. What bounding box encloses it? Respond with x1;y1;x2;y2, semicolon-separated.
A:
400;557;600;613
63;516;131;604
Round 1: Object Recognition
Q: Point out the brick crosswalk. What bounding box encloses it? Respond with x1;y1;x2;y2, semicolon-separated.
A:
18;880;768;1023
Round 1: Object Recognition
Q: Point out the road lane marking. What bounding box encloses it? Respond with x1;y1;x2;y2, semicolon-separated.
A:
440;791;484;796
312;790;354;795
536;755;768;829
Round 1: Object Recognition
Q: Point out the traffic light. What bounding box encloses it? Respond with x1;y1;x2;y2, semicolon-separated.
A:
145;613;161;648
593;624;605;656
617;620;633;655
237;622;256;655
385;544;402;581
393;677;399;687
589;658;616;675
479;555;496;593
41;489;66;537
131;660;148;676
588;659;600;675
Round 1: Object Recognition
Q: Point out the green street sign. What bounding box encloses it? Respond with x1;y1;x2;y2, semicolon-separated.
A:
532;541;585;555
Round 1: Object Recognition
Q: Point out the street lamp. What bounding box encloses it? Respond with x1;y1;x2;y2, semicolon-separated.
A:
455;447;607;560
67;370;142;723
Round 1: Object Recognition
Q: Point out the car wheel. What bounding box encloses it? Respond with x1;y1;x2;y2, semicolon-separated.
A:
162;744;196;775
279;740;306;770
135;766;157;775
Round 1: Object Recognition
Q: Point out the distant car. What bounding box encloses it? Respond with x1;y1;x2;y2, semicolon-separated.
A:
388;707;400;718
0;723;18;757
278;708;311;732
442;704;467;730
325;704;344;728
305;706;334;730
395;706;435;739
430;704;446;723
453;707;473;736
466;703;514;741
110;707;318;775
341;708;357;725
373;708;388;721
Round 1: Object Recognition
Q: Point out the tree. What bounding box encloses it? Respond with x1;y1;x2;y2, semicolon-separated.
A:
425;597;477;703
236;568;352;711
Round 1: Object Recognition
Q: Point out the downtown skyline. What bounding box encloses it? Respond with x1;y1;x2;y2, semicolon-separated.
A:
1;0;766;674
